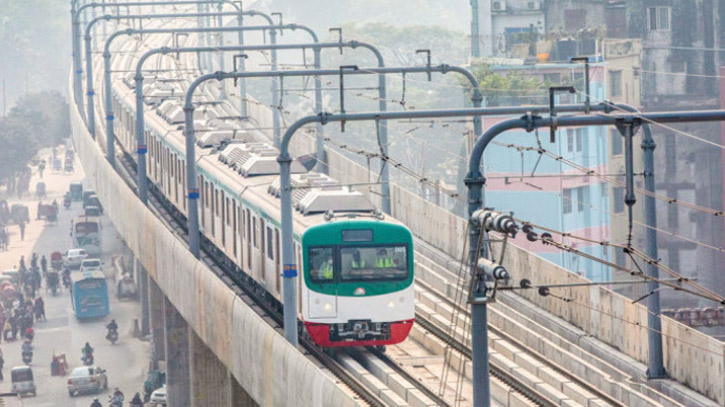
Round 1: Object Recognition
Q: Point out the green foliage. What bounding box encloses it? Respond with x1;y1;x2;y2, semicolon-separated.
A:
0;116;38;182
466;62;553;107
8;91;70;147
0;91;69;182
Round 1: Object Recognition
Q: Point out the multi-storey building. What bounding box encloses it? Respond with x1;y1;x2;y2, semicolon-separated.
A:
483;62;617;281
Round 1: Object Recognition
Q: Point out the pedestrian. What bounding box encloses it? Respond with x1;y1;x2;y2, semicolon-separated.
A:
34;297;45;322
3;319;10;342
40;255;47;277
10;316;17;341
0;351;4;380
32;267;41;290
18;221;25;241
36;202;42;220
19;256;25;272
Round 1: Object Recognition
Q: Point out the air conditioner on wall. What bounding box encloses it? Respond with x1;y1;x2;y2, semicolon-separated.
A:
492;1;507;11
527;0;541;10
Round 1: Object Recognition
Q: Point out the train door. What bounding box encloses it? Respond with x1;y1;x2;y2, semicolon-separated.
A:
246;209;251;270
259;218;266;282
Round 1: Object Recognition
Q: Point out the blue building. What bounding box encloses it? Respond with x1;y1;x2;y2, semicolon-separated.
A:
482;61;613;282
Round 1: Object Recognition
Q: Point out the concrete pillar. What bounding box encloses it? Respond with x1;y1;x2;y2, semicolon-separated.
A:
231;374;258;407
137;259;150;336
190;329;231;407
149;278;166;369
164;297;191;407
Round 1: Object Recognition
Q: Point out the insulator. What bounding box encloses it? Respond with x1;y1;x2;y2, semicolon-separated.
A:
476;258;509;280
472;209;519;237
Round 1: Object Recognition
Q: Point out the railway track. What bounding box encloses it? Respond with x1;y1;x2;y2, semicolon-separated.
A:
114;147;387;407
89;22;618;407
415;277;627;407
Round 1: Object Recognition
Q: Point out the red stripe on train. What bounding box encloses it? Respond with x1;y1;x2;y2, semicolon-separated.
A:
304;319;415;347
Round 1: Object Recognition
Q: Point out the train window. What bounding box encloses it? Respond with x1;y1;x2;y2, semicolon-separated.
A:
275;229;280;292
226;198;231;226
339;245;408;281
205;182;210;208
233;205;238;257
215;190;220;217
266;227;273;260
308;246;335;282
245;209;250;241
252;216;257;248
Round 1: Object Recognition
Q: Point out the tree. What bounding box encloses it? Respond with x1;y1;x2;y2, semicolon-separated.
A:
464;62;553;107
0;116;37;186
8;91;70;147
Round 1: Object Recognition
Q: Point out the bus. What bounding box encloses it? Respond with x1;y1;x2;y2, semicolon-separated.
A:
70;270;110;319
73;216;101;257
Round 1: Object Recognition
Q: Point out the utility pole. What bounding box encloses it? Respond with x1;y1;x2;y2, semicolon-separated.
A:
470;0;480;58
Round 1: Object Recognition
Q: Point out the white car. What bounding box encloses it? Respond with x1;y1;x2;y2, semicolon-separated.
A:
150;385;166;405
80;258;102;273
67;366;107;396
64;249;88;269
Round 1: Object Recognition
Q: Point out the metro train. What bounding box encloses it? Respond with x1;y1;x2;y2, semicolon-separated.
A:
104;41;415;347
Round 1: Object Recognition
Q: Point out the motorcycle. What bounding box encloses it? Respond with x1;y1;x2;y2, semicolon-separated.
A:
22;350;33;364
108;394;124;407
62;271;71;289
106;329;118;345
63;197;71;209
22;342;33;364
82;352;94;366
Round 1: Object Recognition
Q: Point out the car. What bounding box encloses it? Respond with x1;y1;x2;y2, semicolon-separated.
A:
82;191;96;208
84;206;101;217
67;366;107;396
150;385;166;405
64;249;89;269
80;258;102;273
52;159;62;172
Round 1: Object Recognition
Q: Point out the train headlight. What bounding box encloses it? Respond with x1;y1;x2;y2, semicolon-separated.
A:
324;302;332;311
388;301;395;309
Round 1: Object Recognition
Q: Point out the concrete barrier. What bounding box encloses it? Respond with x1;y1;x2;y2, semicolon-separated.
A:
70;81;362;407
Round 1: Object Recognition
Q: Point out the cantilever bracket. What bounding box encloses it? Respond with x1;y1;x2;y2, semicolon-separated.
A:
548;86;576;143
416;49;432;81
338;65;359;132
329;28;343;54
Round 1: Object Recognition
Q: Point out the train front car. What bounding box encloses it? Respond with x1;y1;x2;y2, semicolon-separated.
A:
302;220;415;347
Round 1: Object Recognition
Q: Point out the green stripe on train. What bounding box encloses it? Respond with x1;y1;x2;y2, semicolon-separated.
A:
302;220;414;297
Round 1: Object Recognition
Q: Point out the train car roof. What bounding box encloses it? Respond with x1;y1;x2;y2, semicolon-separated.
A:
110;51;406;238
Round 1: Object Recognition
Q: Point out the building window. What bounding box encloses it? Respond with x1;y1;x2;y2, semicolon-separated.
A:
577;186;589;212
575;128;583;152
648;7;670;31
567;129;574;153
563;188;572;214
613;187;624;213
610;70;622;98
611;129;623;156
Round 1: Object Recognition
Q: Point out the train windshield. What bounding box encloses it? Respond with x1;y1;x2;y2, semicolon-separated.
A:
309;246;335;282
340;245;408;281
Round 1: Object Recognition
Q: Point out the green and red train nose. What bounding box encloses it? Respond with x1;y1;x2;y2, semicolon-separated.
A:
304;319;415;347
301;220;416;347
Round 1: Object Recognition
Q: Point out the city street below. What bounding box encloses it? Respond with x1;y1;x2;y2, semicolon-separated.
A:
0;146;148;406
